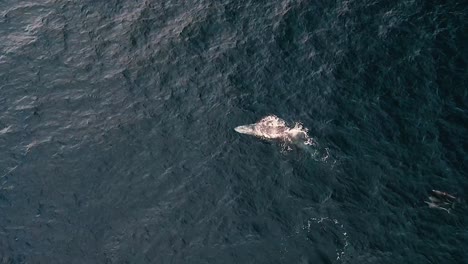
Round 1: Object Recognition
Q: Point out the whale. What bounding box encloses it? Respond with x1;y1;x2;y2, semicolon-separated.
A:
234;115;331;161
234;115;311;144
425;189;460;213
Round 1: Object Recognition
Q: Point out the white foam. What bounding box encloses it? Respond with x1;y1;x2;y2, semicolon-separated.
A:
304;217;350;262
0;125;12;135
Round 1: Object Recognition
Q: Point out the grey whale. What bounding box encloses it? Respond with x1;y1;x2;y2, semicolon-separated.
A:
234;115;313;144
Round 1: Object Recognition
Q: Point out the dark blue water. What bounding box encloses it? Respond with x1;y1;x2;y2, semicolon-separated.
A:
0;0;467;263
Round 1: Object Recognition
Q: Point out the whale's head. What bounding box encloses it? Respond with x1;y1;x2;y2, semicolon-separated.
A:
235;123;289;140
234;124;257;136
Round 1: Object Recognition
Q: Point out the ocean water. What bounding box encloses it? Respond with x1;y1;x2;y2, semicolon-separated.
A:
0;0;466;263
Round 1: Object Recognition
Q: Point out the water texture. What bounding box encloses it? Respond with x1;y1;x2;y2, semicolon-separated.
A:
0;0;466;263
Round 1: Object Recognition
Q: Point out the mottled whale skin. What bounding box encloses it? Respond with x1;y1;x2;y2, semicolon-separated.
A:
234;115;308;142
235;115;330;160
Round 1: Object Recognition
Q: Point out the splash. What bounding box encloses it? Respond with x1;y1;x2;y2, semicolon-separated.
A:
280;215;350;263
303;217;350;263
